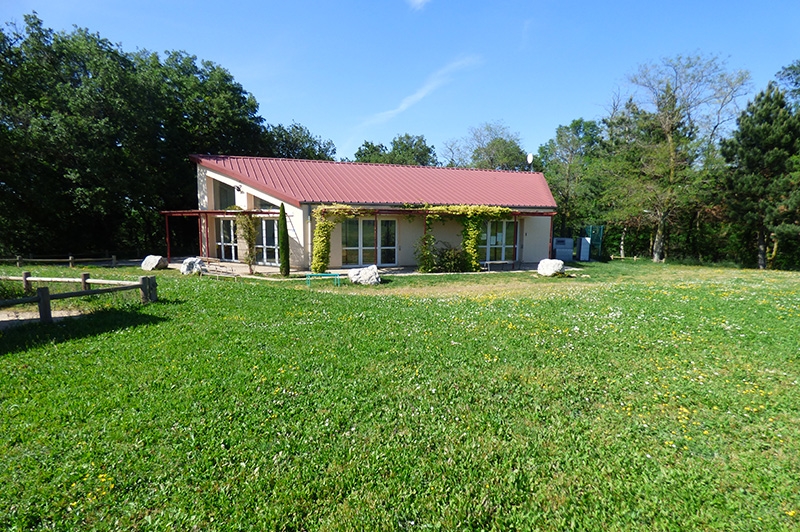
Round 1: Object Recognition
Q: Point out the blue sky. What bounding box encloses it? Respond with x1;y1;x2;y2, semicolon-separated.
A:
2;1;798;160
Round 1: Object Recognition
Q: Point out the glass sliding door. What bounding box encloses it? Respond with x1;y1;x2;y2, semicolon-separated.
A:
255;219;279;265
217;218;238;261
342;219;397;266
380;219;397;265
478;220;517;262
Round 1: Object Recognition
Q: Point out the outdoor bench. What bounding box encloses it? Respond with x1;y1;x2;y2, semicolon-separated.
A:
483;260;515;271
305;273;341;287
203;260;239;279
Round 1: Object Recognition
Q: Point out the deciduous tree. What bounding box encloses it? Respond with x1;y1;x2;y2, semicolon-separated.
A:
621;54;750;261
538;119;603;237
354;134;437;166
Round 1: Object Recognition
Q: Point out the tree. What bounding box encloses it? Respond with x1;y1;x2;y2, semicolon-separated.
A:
462;122;528;172
354;134;437;166
0;14;336;256
0;15;161;254
354;141;390;163
234;209;258;274
777;60;800;104
538;119;603;237
262;122;336;160
387;134;438;166
444;121;528;170
621;54;751;261
278;203;290;276
721;83;800;269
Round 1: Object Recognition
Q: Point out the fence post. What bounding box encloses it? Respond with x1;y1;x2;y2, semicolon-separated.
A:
139;276;150;303
37;287;52;323
16;255;22;268
22;271;31;294
69;255;75;268
148;276;158;302
81;272;90;291
111;255;117;268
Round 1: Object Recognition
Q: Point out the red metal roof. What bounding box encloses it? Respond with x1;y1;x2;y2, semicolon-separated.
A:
190;155;557;210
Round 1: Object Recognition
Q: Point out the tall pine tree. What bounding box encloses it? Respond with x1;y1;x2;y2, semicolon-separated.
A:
721;83;800;268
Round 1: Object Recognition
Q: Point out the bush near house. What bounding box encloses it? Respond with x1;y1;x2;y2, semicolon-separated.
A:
1;262;799;530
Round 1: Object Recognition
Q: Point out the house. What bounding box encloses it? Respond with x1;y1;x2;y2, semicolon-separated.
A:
166;155;557;271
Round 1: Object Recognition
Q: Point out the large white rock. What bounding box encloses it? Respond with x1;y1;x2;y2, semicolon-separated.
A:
180;257;208;275
537;258;565;277
348;264;381;285
141;255;168;271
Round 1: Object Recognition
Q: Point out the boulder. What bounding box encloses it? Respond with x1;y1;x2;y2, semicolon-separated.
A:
537;258;565;277
180;257;208;275
141;255;168;271
348;264;381;285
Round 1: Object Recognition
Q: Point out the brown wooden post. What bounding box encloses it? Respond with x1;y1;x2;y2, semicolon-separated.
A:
16;255;22;268
69;255;75;268
139;276;150;303
22;271;31;293
37;287;52;323
111;255;117;268
80;272;90;291
165;214;171;263
148;276;158;302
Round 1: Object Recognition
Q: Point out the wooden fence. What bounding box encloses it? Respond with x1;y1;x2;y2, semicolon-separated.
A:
0;255;117;268
0;272;156;324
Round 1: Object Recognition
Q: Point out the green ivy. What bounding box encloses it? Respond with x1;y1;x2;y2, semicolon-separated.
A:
227;206;259;274
311;205;375;273
426;205;512;272
312;203;511;273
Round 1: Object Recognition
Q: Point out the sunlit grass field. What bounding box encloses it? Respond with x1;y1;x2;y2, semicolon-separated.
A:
1;262;799;530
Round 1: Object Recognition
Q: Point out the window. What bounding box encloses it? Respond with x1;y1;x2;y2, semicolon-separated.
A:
217;219;237;261
256;198;278;210
478;220;517;262
342;219;397;266
255;219;279;265
214;181;236;210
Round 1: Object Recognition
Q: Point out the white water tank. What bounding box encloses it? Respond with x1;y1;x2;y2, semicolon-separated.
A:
578;237;591;261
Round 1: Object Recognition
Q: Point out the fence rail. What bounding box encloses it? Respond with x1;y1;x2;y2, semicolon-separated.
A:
0;255;117;267
0;272;156;324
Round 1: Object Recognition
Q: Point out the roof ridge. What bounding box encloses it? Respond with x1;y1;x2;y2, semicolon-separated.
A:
191;154;544;175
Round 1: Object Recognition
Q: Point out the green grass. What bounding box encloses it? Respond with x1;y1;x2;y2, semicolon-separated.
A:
1;262;799;530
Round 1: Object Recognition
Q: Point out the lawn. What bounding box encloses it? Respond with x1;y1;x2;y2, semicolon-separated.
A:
1;262;799;530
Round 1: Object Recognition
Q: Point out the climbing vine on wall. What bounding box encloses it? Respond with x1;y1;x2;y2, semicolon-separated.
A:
311;204;375;273
312;203;511;273
419;205;512;272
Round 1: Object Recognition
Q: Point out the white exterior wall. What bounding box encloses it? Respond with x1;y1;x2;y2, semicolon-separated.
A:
429;219;465;250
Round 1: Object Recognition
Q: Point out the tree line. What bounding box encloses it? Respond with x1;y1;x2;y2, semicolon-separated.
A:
537;56;800;269
352;57;800;270
2;14;799;269
0;14;334;257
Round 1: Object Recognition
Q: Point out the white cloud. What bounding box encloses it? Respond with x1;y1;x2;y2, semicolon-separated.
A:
406;0;432;10
360;55;483;128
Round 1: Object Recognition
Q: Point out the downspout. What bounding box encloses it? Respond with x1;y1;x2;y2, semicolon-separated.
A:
204;212;211;258
374;212;379;265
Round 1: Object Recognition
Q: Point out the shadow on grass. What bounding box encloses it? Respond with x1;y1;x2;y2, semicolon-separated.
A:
0;307;169;356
